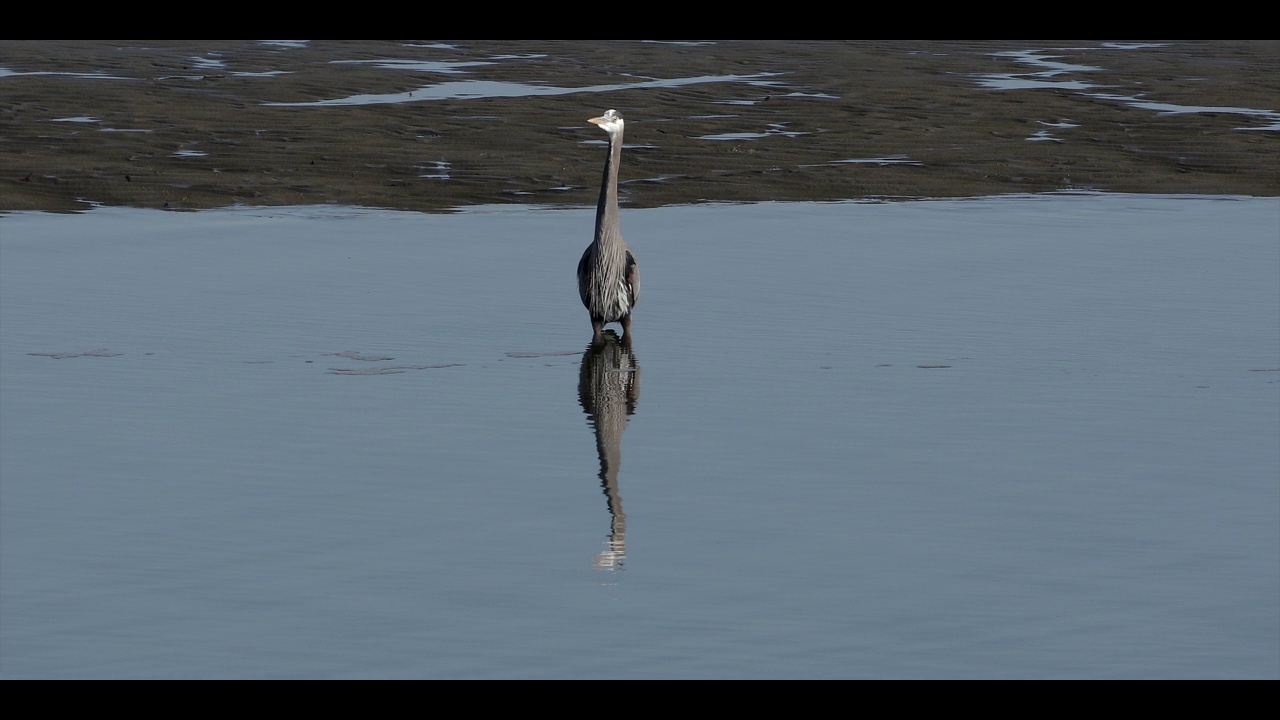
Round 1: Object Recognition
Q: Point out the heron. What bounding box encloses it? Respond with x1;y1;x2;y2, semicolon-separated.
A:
578;109;639;344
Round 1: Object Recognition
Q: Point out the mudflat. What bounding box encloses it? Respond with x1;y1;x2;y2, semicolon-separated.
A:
2;40;1277;213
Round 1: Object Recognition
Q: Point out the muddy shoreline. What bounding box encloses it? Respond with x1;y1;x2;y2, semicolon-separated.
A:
2;40;1277;214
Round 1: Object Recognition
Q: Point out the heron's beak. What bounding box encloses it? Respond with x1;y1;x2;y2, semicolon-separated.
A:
588;115;605;126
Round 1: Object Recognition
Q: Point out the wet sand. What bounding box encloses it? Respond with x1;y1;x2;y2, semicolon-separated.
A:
2;40;1277;213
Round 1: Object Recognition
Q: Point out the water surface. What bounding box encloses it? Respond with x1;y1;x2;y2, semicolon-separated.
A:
1;194;1277;678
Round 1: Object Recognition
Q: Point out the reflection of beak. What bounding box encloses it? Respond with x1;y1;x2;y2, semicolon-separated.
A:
588;115;605;125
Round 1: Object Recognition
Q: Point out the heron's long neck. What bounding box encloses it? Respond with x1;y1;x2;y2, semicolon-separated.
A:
594;129;623;247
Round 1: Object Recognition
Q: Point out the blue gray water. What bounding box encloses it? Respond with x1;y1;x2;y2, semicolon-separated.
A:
1;194;1277;678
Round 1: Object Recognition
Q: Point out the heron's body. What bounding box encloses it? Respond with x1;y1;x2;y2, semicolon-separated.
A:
578;109;638;343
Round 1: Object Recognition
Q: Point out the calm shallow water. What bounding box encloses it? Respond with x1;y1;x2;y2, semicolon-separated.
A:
1;194;1277;678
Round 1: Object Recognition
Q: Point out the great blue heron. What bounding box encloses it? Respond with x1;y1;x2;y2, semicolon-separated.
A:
578;109;639;344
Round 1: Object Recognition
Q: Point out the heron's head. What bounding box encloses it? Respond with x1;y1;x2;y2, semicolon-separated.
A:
588;109;625;135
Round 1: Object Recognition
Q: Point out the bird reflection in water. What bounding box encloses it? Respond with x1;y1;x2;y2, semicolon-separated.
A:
578;331;640;570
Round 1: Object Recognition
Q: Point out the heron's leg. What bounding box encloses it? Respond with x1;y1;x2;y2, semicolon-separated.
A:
592;318;605;343
620;314;632;340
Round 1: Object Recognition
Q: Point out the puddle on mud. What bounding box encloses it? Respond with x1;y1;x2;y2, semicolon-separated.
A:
973;45;1280;132
262;73;782;107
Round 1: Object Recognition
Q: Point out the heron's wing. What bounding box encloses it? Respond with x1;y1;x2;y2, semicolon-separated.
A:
624;250;639;306
577;246;593;306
